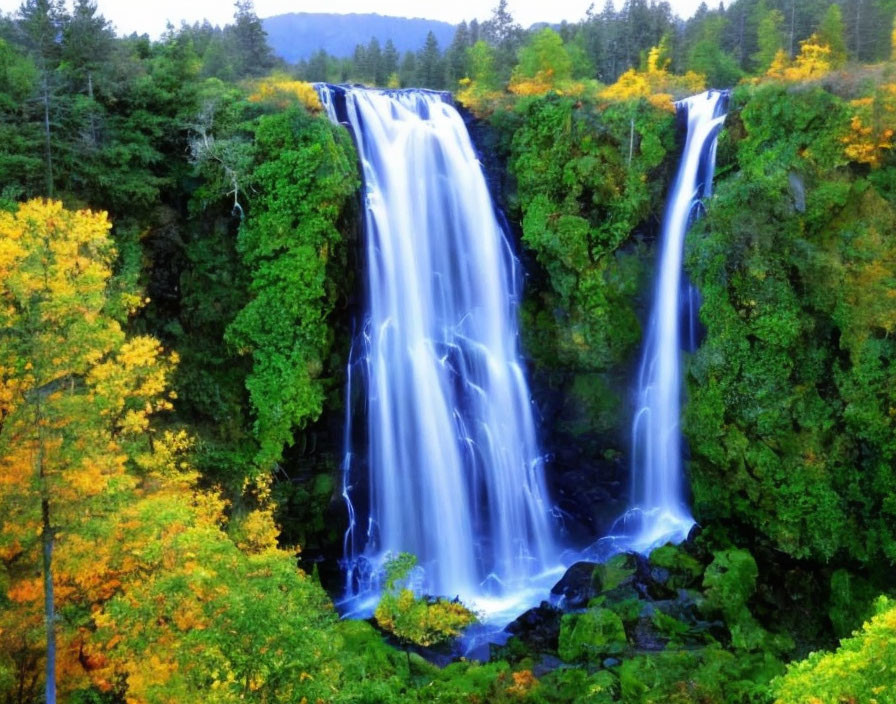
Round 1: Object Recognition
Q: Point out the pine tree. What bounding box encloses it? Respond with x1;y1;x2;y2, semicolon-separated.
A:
231;0;276;77
445;21;471;86
17;0;68;196
818;3;847;66
417;31;444;89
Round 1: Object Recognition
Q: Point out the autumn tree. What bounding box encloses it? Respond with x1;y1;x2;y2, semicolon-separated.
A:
0;200;175;702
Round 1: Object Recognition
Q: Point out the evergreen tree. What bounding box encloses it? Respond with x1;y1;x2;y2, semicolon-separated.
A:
417;31;444;89
818;2;847;65
382;38;399;80
305;48;330;82
399;49;417;86
753;1;786;71
482;0;524;82
17;0;68;196
366;37;385;85
445;20;471;85
230;0;275;77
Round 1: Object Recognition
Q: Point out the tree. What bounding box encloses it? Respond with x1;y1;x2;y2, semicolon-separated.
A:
817;3;847;67
17;0;68;196
752;2;786;72
457;40;501;111
230;0;275;77
481;0;524;82
416;31;443;89
366;37;384;85
445;21;471;87
399;50;416;87
382;39;399;82
509;28;574;95
0;199;173;703
687;14;743;87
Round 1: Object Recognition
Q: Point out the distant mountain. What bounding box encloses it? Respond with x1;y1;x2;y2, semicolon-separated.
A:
261;13;457;63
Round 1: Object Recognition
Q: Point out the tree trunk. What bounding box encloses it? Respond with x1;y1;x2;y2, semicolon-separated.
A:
789;0;796;57
87;71;97;146
41;495;55;704
42;74;53;198
35;400;55;704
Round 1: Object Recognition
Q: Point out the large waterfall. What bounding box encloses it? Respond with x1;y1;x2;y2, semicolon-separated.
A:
621;90;729;552
318;85;561;617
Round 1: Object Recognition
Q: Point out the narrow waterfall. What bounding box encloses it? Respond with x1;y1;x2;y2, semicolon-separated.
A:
318;85;560;617
623;90;729;552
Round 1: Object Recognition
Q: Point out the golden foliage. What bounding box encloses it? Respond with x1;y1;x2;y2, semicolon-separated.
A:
841;85;896;167
600;42;705;110
248;75;322;111
765;35;832;81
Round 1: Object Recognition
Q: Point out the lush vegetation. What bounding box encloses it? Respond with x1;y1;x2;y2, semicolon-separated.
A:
2;0;896;702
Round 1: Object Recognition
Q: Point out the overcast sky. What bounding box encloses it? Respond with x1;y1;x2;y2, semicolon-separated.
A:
0;0;706;39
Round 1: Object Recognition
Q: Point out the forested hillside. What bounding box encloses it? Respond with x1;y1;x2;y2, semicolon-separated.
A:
1;0;896;702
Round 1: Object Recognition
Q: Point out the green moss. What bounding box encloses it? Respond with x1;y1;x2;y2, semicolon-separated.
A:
702;549;758;617
594;553;637;593
648;545;704;589
558;608;627;662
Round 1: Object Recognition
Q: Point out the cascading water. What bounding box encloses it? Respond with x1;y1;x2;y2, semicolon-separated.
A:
318;85;562;620
618;90;729;553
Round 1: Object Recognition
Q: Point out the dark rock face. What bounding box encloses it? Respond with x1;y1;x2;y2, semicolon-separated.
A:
550;561;599;610
505;601;563;652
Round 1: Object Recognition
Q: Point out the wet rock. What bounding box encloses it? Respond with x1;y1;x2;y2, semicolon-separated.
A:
594;553;638;593
505;601;562;653
551;561;599;609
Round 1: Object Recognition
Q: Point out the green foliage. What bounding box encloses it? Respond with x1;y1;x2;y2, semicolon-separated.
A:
702;549;758;619
773;597;896;704
828;569;878;639
374;554;477;648
558;608;627;661
685;82;896;564
594;553;637;592
686;16;743;88
226;106;359;469
817;4;847;68
530;669;618;704
648;545;704;589
504;94;675;439
752;3;786;73
619;645;781;703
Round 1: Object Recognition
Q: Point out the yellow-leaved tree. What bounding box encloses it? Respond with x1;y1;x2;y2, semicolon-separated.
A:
0;200;177;703
765;34;833;81
600;39;705;110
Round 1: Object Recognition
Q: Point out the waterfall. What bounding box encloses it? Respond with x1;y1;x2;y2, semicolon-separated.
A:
622;90;729;552
318;85;561;617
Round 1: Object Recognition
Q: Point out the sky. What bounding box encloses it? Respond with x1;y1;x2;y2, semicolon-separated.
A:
0;0;707;38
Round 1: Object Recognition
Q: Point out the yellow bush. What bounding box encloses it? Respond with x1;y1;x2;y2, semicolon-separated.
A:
248;74;322;111
600;41;705;110
773;597;896;703
842;85;896;167
765;35;832;82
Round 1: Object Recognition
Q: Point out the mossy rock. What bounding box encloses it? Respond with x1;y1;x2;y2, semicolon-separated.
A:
591;593;643;624
649;544;704;589
593;553;637;593
559;607;627;662
701;548;758;618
